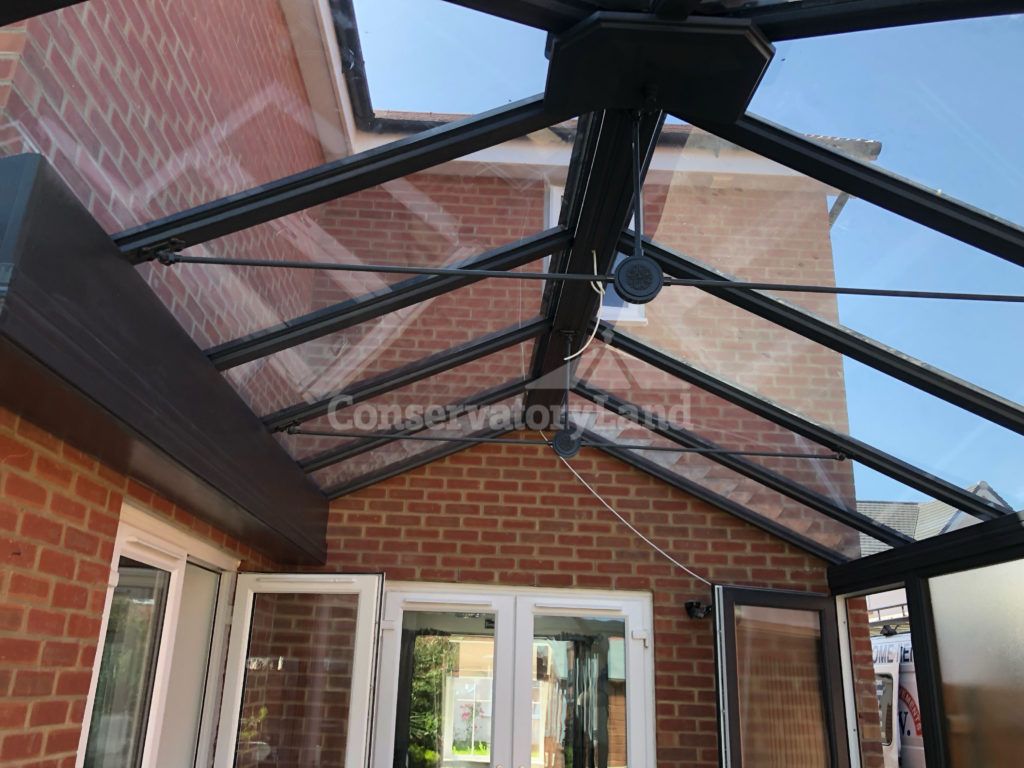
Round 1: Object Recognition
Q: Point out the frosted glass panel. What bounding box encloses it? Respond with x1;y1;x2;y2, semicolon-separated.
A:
930;559;1024;768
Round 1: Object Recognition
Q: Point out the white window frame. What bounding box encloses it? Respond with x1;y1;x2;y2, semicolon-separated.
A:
546;183;647;325
214;573;383;768
77;502;240;768
374;582;656;768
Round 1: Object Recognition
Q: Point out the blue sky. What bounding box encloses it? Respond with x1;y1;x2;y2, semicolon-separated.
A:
353;1;1024;508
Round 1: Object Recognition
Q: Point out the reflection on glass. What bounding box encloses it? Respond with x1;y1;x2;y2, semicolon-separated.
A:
234;592;361;768
930;559;1024;768
734;605;828;767
532;615;627;768
84;557;170;768
876;674;894;747
393;612;496;768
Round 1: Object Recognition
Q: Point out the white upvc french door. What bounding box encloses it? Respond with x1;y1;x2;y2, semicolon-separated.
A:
214;573;383;768
375;583;655;768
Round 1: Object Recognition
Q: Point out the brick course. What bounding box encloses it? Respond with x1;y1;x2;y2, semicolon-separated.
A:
0;408;276;768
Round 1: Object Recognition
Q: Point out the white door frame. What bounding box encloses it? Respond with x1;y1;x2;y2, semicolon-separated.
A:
214;573;383;768
374;582;655;768
76;503;240;768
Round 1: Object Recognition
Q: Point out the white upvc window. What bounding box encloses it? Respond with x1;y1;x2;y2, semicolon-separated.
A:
546;184;647;325
77;503;239;768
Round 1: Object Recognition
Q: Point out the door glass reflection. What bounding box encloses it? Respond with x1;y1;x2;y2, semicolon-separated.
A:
393;612;496;768
84;557;171;768
532;616;628;768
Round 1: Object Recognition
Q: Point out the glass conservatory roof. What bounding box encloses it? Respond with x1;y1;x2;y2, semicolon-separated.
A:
4;0;1023;563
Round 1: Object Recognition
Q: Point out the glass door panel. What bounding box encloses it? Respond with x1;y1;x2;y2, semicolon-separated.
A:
374;590;516;768
530;616;628;768
514;596;653;768
714;587;848;768
84;558;171;768
394;612;497;768
216;575;382;768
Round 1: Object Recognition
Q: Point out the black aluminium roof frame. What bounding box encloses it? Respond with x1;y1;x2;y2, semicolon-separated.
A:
14;0;1018;556
573;381;913;547
628;234;1024;437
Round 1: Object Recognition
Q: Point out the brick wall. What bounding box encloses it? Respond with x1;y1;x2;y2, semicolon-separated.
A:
235;592;359;768
0;407;276;768
314;437;879;768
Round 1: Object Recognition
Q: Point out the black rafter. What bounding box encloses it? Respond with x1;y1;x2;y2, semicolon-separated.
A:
630;234;1024;437
704;0;1024;41
113;95;570;261
581;430;848;565
604;326;1009;522
673;114;1024;269
2;1;88;25
263;319;549;432
527;109;665;411
207;228;571;371
574;381;913;547
299;378;530;473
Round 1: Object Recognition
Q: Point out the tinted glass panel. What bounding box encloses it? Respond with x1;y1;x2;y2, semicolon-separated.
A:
734;605;829;766
931;559;1024;768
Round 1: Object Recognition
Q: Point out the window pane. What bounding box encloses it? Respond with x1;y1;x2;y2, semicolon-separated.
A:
393;611;496;768
733;605;828;767
234;592;361;768
532;615;628;768
84;557;171;768
930;559;1024;768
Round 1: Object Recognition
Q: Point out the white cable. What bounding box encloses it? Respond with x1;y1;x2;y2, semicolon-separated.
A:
564;251;604;362
541;432;713;587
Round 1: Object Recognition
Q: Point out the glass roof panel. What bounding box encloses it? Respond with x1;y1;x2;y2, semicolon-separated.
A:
351;0;548;115
224;274;545;417
0;0;555;233
310;395;524;492
578;339;856;508
601;290;1024;510
277;341;534;461
138;125;573;349
749;14;1024;227
565;395;868;559
641;124;1024;403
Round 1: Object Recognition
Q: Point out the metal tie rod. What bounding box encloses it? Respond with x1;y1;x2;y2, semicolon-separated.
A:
288;427;846;459
158;252;1024;303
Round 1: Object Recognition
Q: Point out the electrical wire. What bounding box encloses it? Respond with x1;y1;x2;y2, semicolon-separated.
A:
541;431;713;587
564;251;605;361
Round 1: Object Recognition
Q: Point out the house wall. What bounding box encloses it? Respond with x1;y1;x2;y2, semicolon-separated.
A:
0;407;277;768
0;4;883;768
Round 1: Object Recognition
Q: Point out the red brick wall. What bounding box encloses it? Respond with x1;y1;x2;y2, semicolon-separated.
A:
313;438;862;768
0;0;328;349
0;408;276;768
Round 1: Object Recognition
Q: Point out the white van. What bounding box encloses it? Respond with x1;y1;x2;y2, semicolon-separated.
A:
872;633;926;768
